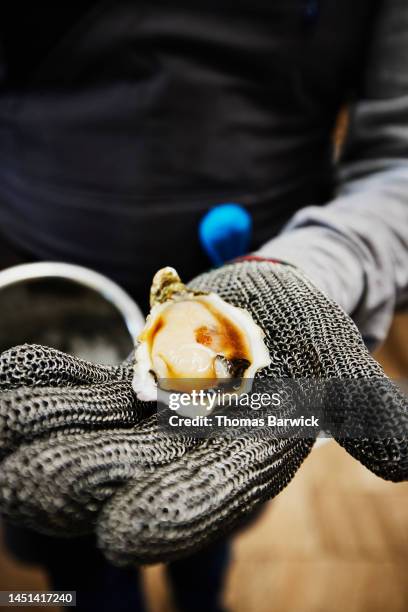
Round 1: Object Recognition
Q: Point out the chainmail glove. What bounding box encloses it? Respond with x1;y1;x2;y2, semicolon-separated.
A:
0;260;407;565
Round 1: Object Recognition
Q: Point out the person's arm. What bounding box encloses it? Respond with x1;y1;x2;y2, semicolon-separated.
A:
258;0;408;349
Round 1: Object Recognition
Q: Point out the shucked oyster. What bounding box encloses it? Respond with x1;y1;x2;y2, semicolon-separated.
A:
133;267;271;408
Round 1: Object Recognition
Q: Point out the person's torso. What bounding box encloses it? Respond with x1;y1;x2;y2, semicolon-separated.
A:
0;0;377;299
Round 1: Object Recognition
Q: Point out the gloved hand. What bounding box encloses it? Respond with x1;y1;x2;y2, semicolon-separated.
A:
0;260;407;565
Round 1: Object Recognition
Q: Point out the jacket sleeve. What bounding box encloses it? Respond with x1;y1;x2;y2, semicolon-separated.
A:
258;0;408;348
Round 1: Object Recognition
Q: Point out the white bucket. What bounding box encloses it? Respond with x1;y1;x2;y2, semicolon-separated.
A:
0;262;145;364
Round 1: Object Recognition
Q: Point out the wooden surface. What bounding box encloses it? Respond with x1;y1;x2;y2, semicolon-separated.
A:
144;440;408;612
1;314;407;612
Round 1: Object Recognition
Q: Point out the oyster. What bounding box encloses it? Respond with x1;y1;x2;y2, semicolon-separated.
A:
133;267;271;411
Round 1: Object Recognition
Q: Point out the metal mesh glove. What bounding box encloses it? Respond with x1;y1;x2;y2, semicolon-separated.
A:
0;260;407;565
0;345;196;533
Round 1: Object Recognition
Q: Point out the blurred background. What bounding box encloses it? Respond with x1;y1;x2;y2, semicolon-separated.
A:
1;311;407;612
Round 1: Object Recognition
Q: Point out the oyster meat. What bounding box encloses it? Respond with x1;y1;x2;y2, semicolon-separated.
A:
133;267;271;409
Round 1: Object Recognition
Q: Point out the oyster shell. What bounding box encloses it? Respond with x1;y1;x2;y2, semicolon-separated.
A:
133;267;271;412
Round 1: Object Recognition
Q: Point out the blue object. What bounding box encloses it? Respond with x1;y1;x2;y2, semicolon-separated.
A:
199;204;252;266
303;0;320;25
